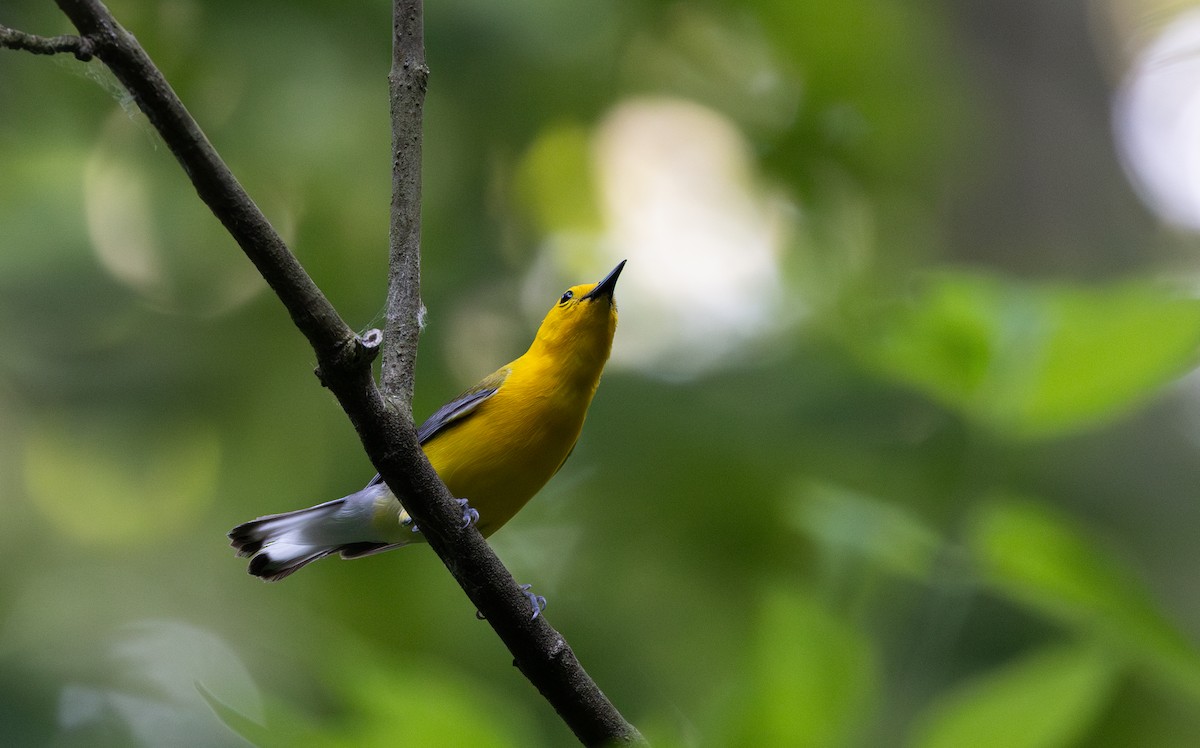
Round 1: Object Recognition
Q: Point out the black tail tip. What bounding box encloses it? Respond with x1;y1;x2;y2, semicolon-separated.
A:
246;552;293;582
228;523;265;557
245;549;331;582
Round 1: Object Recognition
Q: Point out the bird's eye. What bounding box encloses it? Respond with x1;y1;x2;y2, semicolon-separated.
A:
559;290;574;305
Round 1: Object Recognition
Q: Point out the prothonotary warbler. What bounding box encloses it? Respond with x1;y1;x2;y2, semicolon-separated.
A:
229;260;624;581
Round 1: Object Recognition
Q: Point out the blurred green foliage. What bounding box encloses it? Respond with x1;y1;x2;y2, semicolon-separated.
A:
4;0;1200;746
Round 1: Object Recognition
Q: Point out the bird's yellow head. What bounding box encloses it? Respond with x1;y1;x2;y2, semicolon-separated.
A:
529;260;625;367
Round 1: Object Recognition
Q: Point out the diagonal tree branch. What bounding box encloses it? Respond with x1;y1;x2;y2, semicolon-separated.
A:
14;0;644;744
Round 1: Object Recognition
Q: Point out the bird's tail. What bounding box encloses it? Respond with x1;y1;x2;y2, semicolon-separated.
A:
229;487;403;581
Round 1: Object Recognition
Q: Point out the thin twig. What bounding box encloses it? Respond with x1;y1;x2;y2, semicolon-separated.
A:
27;0;644;745
381;0;426;402
380;3;642;742
0;23;94;59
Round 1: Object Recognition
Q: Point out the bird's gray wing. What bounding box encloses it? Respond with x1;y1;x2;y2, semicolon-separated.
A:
365;367;510;488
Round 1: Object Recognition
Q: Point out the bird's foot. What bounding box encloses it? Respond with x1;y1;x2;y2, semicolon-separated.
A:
522;584;548;620
400;498;478;534
474;583;548;621
457;497;480;528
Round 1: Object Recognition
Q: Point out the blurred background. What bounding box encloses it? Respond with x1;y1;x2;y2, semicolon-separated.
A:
4;0;1200;745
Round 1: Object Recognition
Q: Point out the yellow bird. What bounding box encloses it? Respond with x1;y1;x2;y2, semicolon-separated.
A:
230;261;624;582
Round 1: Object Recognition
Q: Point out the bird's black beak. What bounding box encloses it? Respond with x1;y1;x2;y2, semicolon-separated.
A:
582;260;626;302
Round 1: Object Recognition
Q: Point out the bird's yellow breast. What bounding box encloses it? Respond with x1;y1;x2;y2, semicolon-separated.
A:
420;355;598;536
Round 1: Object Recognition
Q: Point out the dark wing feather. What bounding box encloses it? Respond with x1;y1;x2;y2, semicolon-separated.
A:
416;367;509;443
365;367;509;489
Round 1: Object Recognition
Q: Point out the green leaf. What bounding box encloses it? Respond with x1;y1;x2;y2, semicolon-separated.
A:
327;657;534;748
968;498;1200;701
716;588;875;747
909;645;1117;748
857;273;1200;437
197;682;278;748
790;483;943;581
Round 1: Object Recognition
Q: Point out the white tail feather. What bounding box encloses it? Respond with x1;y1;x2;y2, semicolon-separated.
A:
229;485;405;581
